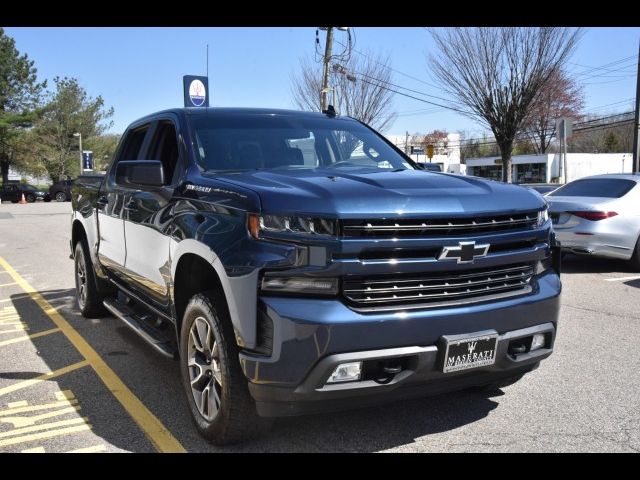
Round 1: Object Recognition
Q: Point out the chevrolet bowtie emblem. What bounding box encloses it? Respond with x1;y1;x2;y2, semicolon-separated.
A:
438;241;490;264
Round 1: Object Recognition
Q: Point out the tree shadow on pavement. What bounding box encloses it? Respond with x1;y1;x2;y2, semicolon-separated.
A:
7;288;503;453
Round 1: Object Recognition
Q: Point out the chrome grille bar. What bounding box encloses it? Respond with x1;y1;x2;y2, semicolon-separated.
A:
343;263;535;310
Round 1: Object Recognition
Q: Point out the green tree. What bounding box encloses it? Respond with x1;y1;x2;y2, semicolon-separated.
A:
36;77;114;181
0;27;46;184
84;134;120;172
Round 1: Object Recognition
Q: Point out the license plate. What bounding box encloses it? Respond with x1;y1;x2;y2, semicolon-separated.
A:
442;333;498;373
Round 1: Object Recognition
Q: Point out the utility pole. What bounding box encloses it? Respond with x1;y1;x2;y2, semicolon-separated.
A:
320;27;334;111
633;40;640;172
405;131;409;155
562;119;568;183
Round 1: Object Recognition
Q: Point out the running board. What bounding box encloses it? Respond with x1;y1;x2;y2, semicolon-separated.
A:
103;298;177;359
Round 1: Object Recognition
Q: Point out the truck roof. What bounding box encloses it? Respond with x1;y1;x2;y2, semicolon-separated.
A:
131;107;350;126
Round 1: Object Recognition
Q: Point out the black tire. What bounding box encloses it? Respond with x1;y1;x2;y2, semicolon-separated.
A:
55;191;67;202
26;194;35;203
466;373;525;394
74;240;107;318
629;236;640;272
179;291;272;445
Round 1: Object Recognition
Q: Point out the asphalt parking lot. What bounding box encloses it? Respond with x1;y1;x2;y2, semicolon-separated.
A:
1;201;639;452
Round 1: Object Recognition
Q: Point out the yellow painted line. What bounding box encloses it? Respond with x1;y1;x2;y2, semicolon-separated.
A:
1;406;81;428
0;424;91;448
21;446;46;453
0;256;186;453
0;326;29;334
0;417;88;439
0;294;30;303
0;328;61;347
67;444;107;453
0;361;89;396
0;282;18;288
0;399;77;417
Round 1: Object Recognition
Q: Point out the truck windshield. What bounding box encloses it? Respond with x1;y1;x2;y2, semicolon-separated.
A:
189;114;414;173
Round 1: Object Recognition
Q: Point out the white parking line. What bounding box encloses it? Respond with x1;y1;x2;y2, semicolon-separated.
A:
605;275;640;282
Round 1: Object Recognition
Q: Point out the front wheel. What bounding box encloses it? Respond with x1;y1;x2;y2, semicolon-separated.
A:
26;194;35;203
180;292;272;445
74;241;106;318
55;191;67;202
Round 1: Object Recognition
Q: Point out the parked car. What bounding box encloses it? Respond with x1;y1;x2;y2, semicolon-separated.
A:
547;174;640;268
49;179;74;202
71;107;561;444
520;184;559;195
0;183;51;203
415;162;443;172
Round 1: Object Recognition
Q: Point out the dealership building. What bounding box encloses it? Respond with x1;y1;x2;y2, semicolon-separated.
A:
465;152;633;183
386;133;463;173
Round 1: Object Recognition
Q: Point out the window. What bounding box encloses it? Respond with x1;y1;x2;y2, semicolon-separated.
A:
119;125;149;161
549;178;637;198
190;115;413;173
148;122;180;184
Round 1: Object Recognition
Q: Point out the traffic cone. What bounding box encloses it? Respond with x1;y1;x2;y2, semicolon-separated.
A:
19;193;27;204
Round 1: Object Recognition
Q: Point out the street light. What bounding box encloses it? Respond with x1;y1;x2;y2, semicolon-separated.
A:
73;132;82;175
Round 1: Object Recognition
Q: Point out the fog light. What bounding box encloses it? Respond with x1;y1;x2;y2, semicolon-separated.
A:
327;362;362;384
531;333;546;351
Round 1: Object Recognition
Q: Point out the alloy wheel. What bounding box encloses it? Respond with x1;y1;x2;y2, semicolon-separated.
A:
75;249;87;310
187;316;223;421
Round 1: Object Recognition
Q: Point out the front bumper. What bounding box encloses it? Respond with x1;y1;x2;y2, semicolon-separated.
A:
240;270;561;417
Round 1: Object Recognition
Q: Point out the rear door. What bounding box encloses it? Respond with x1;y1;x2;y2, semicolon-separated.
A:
97;124;152;280
122;118;182;312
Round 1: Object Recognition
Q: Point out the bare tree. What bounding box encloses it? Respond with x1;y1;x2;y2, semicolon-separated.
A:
291;51;396;133
429;28;581;182
523;69;584;154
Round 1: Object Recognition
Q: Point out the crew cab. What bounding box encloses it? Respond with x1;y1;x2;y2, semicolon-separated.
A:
70;107;561;444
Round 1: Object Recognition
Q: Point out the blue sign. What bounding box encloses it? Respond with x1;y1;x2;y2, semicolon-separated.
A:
183;75;209;108
82;151;93;170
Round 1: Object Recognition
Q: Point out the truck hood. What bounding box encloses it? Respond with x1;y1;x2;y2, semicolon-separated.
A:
209;169;545;218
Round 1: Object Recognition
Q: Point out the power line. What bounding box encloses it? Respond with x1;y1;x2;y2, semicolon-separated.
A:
356;75;470;115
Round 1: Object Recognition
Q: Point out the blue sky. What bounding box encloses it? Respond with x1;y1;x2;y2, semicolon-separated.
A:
5;27;640;139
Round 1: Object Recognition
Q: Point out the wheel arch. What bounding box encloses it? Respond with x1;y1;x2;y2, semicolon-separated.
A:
171;239;259;350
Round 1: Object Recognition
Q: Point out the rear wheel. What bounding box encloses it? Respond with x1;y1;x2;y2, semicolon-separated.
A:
74;241;106;318
55;191;67;202
180;292;272;445
629;236;640;272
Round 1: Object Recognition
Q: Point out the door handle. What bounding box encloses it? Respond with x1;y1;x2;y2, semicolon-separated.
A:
124;200;138;212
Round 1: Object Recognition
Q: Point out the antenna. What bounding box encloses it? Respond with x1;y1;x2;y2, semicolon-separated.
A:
206;44;209;78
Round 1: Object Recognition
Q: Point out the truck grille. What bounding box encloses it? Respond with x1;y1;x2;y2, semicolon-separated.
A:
342;211;538;237
342;263;535;312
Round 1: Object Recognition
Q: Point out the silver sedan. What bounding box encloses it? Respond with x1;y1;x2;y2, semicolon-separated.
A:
546;174;640;269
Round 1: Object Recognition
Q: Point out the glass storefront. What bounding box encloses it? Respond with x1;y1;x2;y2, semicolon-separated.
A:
468;165;503;181
514;163;546;183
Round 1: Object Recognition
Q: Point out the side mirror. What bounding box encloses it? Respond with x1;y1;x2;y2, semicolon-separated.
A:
116;160;164;188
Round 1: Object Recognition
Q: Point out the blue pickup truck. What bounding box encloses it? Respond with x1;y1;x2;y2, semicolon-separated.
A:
71;107;561;444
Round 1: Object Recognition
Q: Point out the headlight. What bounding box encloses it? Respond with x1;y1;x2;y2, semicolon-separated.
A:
260;276;339;296
537;208;549;227
248;214;337;238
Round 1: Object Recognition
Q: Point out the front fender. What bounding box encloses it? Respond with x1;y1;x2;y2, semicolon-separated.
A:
170;238;259;349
